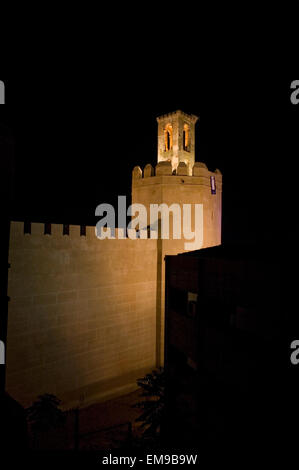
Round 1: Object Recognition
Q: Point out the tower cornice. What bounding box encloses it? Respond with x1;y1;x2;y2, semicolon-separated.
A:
156;110;199;123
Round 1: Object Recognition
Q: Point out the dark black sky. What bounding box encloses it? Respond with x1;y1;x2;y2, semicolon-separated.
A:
1;68;298;245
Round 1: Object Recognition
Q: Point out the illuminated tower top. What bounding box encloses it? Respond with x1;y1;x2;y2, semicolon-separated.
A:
156;110;199;176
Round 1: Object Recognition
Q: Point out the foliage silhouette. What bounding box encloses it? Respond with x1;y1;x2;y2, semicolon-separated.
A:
26;393;65;434
133;367;165;439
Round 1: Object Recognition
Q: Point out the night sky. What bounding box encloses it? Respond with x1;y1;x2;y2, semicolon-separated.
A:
1;24;299;465
1;71;298;246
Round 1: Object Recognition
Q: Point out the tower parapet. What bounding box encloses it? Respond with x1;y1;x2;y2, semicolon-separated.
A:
132;159;222;250
132;161;222;190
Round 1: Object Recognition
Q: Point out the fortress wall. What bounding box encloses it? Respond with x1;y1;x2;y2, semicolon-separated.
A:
6;222;157;408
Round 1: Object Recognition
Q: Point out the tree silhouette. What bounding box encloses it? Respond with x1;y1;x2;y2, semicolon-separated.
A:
26;393;65;434
134;368;165;438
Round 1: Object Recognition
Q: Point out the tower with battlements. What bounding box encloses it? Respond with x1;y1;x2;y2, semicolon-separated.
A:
5;110;222;408
132;110;222;364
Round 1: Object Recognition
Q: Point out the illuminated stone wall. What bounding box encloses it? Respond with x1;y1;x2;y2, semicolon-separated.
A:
6;223;157;407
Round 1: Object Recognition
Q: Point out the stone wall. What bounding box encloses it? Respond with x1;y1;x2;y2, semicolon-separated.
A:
6;222;157;408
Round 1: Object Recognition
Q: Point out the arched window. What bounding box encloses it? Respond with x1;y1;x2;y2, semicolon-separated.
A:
183;124;190;151
164;124;173;151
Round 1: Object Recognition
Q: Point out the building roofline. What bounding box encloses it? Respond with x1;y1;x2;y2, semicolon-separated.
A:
156;110;199;123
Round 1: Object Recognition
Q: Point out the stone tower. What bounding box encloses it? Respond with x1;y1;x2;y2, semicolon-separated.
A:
157;110;198;176
132;110;222;366
5;110;223;408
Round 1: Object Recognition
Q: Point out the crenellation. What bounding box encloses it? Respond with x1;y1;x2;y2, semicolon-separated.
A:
30;222;44;236
144;163;154;177
69;224;81;238
51;223;64;238
177;161;188;176
155;161;172;176
86;225;96;239
10;221;23;235
132;165;142;180
131;161;222;185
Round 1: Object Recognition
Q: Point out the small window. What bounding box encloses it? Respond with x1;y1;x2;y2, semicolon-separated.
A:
210;176;216;194
183;124;190;152
63;224;69;235
80;225;86;237
164;124;173;151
